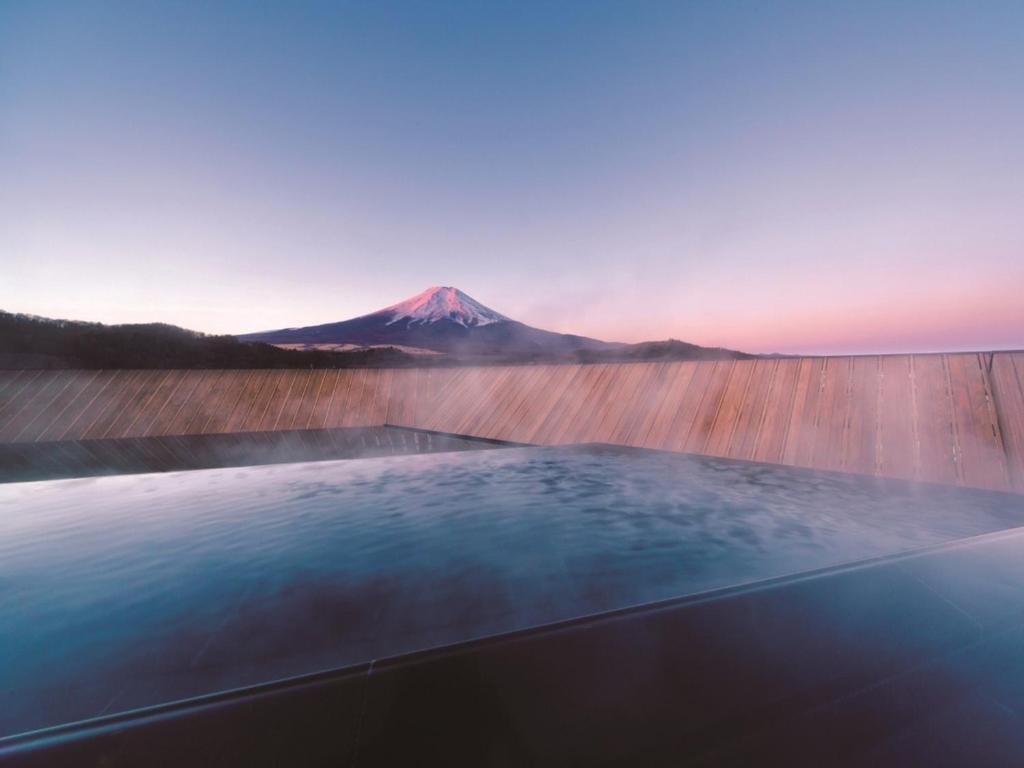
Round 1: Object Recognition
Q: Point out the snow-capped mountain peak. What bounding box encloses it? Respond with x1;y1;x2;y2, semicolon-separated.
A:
382;286;510;328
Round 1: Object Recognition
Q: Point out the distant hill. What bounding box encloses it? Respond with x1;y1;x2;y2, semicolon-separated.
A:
576;339;755;363
2;289;753;369
0;311;420;369
239;286;751;361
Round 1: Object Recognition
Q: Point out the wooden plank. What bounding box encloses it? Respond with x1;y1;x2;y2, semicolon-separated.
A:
657;362;710;452
505;365;558;443
16;371;99;443
453;367;509;437
0;370;66;441
751;359;799;464
812;357;852;472
704;359;755;458
105;370;171;439
197;370;249;434
0;370;45;431
383;369;415;426
728;358;776;461
520;365;585;444
682;360;735;454
605;362;658;445
479;366;536;441
609;362;661;447
842;356;881;476
781;358;815;466
366;369;393;426
418;367;463;431
564;364;618;443
59;371;125;440
877;355;917;481
251;371;291;432
989;353;1024;491
547;365;607;445
0;369;28;399
143;370;204;437
522;365;581;444
438;367;482;434
266;369;304;431
583;363;634;443
946;353;1009;491
349;369;381;428
183;372;233;438
641;362;699;451
227;370;270;432
123;369;187;438
445;368;500;434
306;369;340;430
911;355;959;486
83;370;150;439
37;371;113;441
784;358;826;468
336;369;365;428
275;370;316;431
324;370;355;429
178;370;226;435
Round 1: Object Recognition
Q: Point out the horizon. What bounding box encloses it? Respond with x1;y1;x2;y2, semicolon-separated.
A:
3;1;1023;356
4;283;1024;358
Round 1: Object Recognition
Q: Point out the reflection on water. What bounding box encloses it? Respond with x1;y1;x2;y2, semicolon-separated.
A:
2;445;1023;737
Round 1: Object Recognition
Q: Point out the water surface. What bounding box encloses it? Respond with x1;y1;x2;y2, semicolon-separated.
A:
2;445;1023;737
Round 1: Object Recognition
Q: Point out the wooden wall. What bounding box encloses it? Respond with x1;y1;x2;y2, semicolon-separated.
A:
2;352;1023;493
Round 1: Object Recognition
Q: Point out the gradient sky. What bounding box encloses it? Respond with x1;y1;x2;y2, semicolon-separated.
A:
2;1;1022;354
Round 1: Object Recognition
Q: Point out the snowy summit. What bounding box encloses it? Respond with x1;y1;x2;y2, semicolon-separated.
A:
382;286;510;328
238;285;620;356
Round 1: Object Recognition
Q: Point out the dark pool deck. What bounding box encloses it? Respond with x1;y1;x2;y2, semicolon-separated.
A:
5;523;1024;766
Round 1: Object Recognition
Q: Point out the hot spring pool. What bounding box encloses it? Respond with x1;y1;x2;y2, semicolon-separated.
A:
3;444;1023;737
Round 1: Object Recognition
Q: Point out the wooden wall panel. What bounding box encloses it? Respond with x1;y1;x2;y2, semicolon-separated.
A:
107;371;172;439
682;360;734;454
645;362;699;451
912;355;959;486
843;357;880;476
37;371;112;441
83;370;149;440
991;353;1024;491
0;370;71;441
3;353;1023;493
946;354;1009;491
752;359;799;465
306;370;341;431
143;370;203;437
0;370;44;433
727;358;774;461
518;365;582;444
877;356;916;481
704;359;755;458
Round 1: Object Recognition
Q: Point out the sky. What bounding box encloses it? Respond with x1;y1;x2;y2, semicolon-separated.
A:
1;0;1022;355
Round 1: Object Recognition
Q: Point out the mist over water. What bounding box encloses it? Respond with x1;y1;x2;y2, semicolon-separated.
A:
2;445;1024;737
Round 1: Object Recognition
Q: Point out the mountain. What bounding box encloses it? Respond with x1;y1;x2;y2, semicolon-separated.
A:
0;311;421;370
576;339;756;363
238;286;623;358
2;288;753;370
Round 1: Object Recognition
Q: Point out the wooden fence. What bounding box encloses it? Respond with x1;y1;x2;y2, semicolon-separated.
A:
2;352;1023;492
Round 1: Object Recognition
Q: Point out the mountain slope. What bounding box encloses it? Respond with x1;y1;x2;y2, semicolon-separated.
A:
239;287;621;357
0;311;419;369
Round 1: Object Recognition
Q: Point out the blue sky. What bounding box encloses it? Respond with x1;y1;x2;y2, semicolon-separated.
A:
2;0;1022;353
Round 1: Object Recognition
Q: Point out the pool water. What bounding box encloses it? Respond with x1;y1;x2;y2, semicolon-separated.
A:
2;444;1023;737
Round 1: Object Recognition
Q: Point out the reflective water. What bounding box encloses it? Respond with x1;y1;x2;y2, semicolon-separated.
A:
3;445;1023;737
